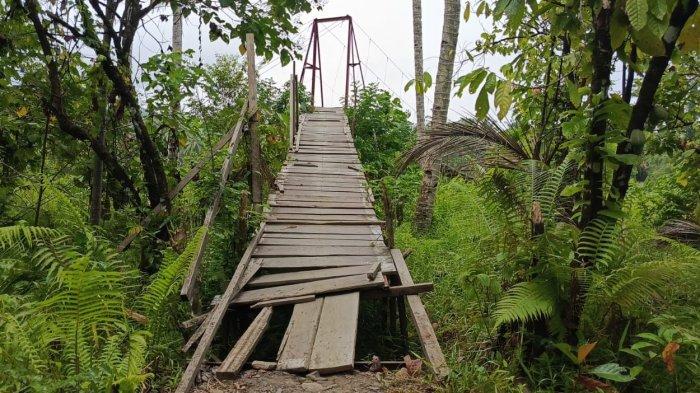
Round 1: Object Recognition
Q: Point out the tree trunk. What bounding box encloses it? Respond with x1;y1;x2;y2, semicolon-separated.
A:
412;0;426;140
579;0;615;229
413;0;460;232
246;33;263;212
169;4;183;182
611;0;698;204
567;0;616;341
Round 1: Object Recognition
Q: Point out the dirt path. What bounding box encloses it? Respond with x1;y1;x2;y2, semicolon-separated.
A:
193;369;435;393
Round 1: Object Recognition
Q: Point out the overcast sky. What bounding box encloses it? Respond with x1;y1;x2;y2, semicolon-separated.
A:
134;0;509;122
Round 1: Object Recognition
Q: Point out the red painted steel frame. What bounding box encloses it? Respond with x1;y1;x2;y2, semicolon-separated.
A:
300;15;365;107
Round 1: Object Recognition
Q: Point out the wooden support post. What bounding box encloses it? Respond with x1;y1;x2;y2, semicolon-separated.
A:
180;102;249;305
175;223;266;393
289;62;296;148
246;33;262;213
380;181;394;249
390;249;449;379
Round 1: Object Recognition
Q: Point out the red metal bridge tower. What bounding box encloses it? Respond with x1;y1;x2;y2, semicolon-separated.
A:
300;15;365;107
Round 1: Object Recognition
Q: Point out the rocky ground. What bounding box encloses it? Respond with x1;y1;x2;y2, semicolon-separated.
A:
193;367;436;393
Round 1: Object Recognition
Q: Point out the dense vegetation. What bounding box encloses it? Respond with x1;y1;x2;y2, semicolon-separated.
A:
1;0;698;392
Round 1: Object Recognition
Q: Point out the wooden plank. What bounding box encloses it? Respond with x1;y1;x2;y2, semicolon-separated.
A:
258;255;392;269
232;273;383;305
266;219;383;226
366;261;382;280
216;306;272;378
390;249;448;379
247;265;371;288
276;298;324;372
174;223;265;393
253;245;388;257
262;233;381;240
265;224;377;235
266;213;376;221
281;185;367;193
308;292;360;373
250;294;315;309
271;207;375;215
259;238;383;247
269;200;372;209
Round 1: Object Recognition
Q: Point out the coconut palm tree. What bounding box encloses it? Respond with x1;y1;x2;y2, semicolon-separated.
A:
413;0;461;232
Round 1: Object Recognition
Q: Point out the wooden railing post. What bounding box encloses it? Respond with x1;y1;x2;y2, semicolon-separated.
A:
246;33;262;213
289;62;296;148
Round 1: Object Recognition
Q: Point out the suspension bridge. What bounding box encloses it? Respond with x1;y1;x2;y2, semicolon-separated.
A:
156;17;448;392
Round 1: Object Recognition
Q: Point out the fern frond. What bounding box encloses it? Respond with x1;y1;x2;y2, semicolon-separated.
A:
0;225;58;250
577;218;619;268
494;280;558;326
534;160;575;222
138;227;207;318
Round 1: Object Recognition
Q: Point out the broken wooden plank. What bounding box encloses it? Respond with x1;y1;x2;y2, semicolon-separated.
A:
232;273;384;305
250;294;315;309
216;306;273;378
308;292;360;373
180;313;208;330
390;249;448;379
247;265;371;288
174;223;265;393
277;298;324;372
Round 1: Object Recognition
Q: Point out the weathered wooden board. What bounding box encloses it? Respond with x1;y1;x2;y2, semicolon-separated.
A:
269;200;372;209
257;255;391;269
232;273;383;305
250;294;315;309
271;207;376;215
390;249;448;379
266;214;377;222
259;237;383;247
265;224;378;235
262;233;381;240
276;298;325;372
308;292;360;373
216;306;273;378
247;265;371;288
281;185;367;193
253;245;389;257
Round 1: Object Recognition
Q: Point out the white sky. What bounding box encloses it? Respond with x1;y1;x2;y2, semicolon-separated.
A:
134;0;509;122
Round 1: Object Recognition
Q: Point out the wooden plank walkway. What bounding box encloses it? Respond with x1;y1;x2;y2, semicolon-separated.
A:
176;107;447;392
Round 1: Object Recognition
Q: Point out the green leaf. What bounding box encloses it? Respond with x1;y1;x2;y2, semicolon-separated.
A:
610;8;629;50
566;80;582;108
423;72;432;90
632;25;666;55
404;79;415;92
493;0;512;19
469;69;488;94
678;9;699;53
561;184;583;197
475;85;490;119
607;153;641;165
464;1;471;21
626;0;648;30
553;342;579;364
494;80;512;119
649;0;667;19
590;363;637;382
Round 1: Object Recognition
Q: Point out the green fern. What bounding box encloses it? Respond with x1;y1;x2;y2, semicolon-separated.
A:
138;226;207;318
577;218;619;268
493;280;558;326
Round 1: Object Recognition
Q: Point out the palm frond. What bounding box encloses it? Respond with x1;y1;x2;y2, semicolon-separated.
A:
398;117;531;176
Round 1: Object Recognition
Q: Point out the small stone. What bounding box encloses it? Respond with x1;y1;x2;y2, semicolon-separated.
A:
306;370;326;382
394;367;410;380
301;382;325;392
252;360;277;371
369;355;382;372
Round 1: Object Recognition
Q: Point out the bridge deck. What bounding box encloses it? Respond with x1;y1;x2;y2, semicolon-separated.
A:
184;108;446;389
